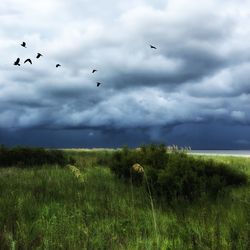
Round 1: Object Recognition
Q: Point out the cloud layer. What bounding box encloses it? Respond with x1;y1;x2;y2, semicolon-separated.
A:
0;0;250;148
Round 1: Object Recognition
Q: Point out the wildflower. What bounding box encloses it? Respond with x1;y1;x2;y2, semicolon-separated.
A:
131;163;144;174
130;163;144;184
68;165;85;183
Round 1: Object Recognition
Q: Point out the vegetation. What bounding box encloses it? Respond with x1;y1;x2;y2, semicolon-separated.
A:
110;145;247;200
0;146;249;249
0;145;68;167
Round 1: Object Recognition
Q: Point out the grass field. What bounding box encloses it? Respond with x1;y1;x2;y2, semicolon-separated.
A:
0;150;249;249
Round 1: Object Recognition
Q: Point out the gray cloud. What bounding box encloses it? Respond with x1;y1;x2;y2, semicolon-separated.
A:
0;0;250;147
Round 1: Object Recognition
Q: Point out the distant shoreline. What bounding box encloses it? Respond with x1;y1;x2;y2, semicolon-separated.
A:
62;148;250;157
190;150;250;157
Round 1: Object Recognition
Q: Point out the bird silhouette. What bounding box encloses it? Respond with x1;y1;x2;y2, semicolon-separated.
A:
56;64;61;68
24;59;32;64
97;82;101;87
14;58;21;66
92;69;97;73
21;42;26;48
36;53;43;59
150;45;157;49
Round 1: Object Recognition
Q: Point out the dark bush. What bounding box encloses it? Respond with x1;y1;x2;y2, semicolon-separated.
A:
96;151;113;166
110;144;248;200
68;156;76;165
110;146;142;179
0;145;68;167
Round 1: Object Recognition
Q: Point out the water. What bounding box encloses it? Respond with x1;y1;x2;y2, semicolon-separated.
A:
190;150;250;157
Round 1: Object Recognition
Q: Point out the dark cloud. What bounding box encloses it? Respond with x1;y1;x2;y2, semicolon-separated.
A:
0;0;250;148
1;123;250;149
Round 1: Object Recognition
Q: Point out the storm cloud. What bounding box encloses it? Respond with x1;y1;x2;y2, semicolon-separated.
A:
0;0;250;148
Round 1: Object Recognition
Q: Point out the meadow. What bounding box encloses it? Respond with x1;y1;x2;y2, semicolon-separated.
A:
0;148;249;249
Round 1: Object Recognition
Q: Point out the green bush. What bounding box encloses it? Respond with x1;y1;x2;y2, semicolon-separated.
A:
96;151;113;166
110;146;142;179
110;144;247;200
0;145;68;167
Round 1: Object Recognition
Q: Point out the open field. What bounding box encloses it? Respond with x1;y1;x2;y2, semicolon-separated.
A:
0;150;249;249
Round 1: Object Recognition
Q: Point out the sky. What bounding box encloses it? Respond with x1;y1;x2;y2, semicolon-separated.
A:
0;0;250;149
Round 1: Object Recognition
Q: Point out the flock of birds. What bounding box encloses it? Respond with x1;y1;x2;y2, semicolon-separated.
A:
14;42;157;87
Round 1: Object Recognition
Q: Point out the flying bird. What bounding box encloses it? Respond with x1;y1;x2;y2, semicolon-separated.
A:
21;42;26;48
36;53;43;59
56;64;61;68
14;58;21;66
92;69;97;73
97;82;101;87
150;45;157;49
24;59;32;64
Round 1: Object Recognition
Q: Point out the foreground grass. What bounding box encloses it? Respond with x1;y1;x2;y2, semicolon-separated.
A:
0;153;249;249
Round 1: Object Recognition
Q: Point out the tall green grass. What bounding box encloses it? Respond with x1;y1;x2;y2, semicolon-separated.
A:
0;151;249;249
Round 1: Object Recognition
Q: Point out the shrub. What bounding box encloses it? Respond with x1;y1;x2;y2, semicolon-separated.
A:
0;145;68;167
96;151;113;166
109;144;248;200
110;146;142;179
